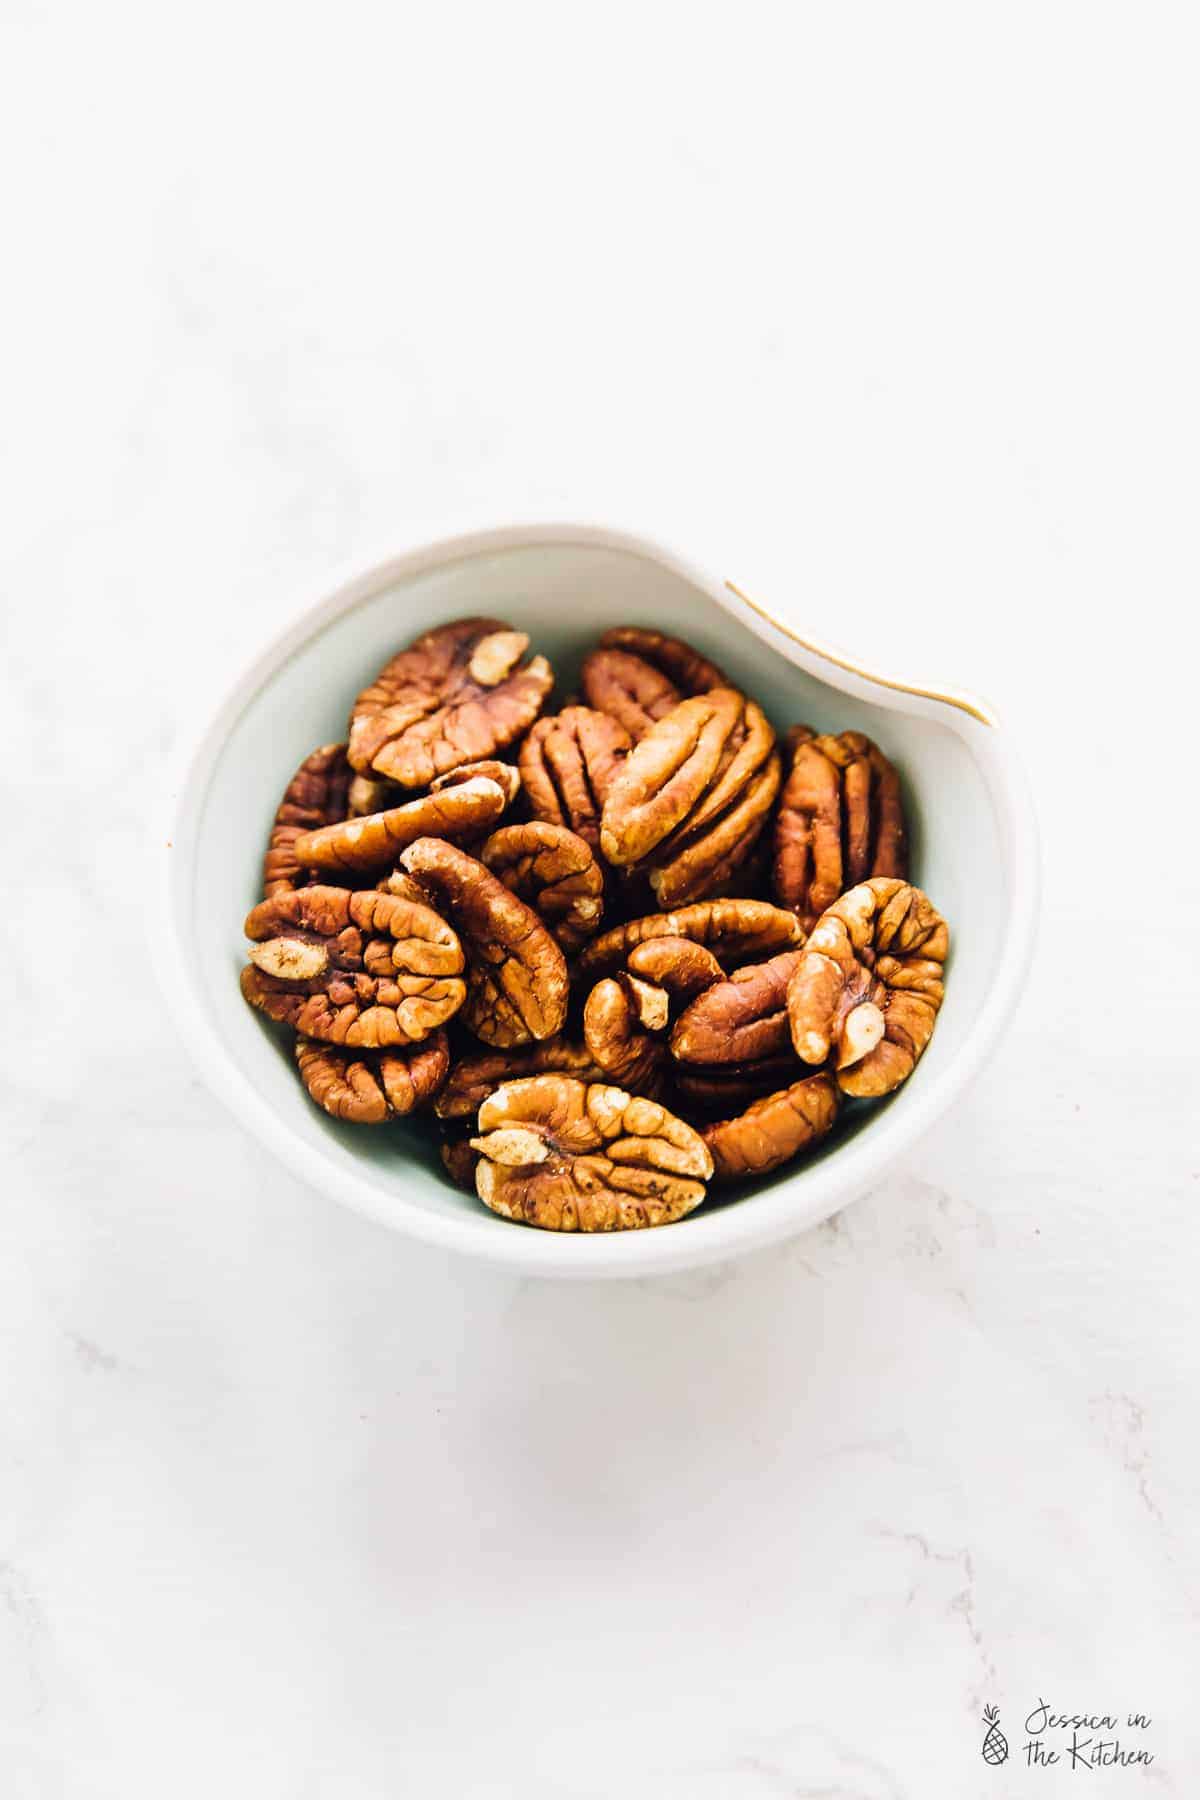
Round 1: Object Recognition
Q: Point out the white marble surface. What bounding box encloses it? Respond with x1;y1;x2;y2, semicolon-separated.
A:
3;6;1198;1794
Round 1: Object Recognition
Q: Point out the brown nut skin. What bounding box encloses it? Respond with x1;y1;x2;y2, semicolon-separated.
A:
648;751;781;908
787;878;948;1098
429;759;522;808
434;1038;608;1123
471;1075;713;1232
670;947;806;1066
599;688;753;865
375;868;434;905
293;775;510;876
440;1132;481;1192
581;974;669;1098
347;618;553;787
400;838;569;1048
702;1072;840;1183
773;727;908;927
625;936;724;1005
580;628;727;740
672;1053;801;1115
580;940;723;1101
262;744;354;898
650;694;774;846
241;886;466;1047
479;821;605;953
579;899;803;983
519;706;633;856
295;1030;449;1124
599;687;779;906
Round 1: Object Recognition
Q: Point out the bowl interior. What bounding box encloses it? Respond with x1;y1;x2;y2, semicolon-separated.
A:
183;538;1007;1252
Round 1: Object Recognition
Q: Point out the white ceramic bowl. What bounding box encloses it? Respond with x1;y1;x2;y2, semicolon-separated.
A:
158;523;1038;1278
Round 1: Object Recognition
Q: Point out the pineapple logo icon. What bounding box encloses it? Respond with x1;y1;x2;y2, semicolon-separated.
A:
981;1704;1009;1765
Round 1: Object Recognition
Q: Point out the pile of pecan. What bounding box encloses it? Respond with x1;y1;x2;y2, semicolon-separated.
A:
240;618;949;1232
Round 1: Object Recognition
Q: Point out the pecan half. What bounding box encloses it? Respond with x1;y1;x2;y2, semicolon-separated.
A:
702;1072;840;1182
400;838;569;1047
241;882;467;1051
471;1075;713;1231
581;974;669;1097
348;618;553;787
479;821;604;952
518;706;632;855
262;744;353;897
434;1038;608;1122
580;627;727;740
670;948;806;1066
599;687;780;905
293;775;510;876
787;878;948;1097
295;1031;449;1123
578;899;803;982
773;727;907;926
241;885;466;1046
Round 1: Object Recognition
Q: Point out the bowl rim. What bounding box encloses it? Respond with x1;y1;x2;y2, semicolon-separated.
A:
156;520;1039;1279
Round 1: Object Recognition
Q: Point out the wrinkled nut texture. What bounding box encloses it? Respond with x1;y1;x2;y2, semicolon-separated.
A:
240;885;466;1047
672;835;771;906
702;1071;840;1182
471;1075;713;1231
787;878;948;1098
600;687;781;905
518;707;631;856
429;759;522;807
580;627;727;740
263;744;353;897
600;689;758;865
440;1133;481;1192
295;1031;449;1123
670;948;806;1067
581;974;669;1097
648;761;780;909
579;898;803;983
374;868;432;905
434;1038;608;1122
672;1053;801;1114
577;939;721;1104
348;618;553;787
625;936;724;1005
596;627;727;702
479;821;604;952
292;775;510;876
773;727;908;926
400;838;569;1047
